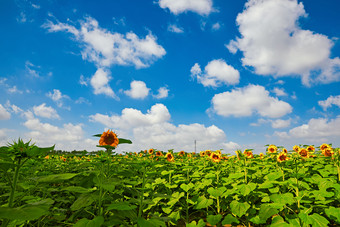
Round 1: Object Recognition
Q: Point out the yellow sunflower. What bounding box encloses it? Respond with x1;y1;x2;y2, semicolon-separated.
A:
210;152;221;163
322;148;334;157
179;150;185;157
148;149;154;155
298;148;309;158
293;145;300;152
99;130;119;147
277;152;289;162
267;145;277;153
156;151;163;157
166;152;174;162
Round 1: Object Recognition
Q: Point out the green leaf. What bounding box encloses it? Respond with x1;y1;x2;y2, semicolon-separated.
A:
299;213;329;227
230;200;250;218
70;193;95;211
195;196;213;209
207;187;226;198
180;183;194;192
270;215;290;227
0;162;16;172
137;217;166;227
207;214;222;226
238;183;257;196
222;214;239;225
118;138;132;144
107;202;137;211
74;216;104;227
62;186;96;194
93;134;102;137
325;207;340;223
35;173;78;183
186;219;206;227
27;145;55;157
270;193;295;205
259;204;279;222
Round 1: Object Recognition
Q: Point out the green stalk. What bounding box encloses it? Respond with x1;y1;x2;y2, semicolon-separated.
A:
243;159;247;184
294;159;300;209
98;163;104;216
138;166;147;218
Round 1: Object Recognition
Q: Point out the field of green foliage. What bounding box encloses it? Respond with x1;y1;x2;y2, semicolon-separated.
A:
0;136;340;226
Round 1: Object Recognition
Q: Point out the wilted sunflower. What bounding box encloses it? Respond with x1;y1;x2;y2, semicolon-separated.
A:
293;145;300;152
99;130;119;147
267;145;277;153
277;152;289;162
166;152;174;162
210;152;221;163
298;148;309;158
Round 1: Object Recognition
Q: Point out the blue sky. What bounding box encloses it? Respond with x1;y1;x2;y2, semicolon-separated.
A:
1;0;340;153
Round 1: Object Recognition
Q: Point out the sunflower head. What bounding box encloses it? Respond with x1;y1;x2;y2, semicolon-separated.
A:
179;151;185;156
99;130;119;147
320;143;331;151
277;152;289;162
298;148;309;158
282;148;288;153
267;145;277;153
148;149;154;155
166;152;174;162
307;145;315;152
259;153;264;159
210;152;221;163
322;148;334;157
200;151;206;157
293;145;300;152
156;151;163;157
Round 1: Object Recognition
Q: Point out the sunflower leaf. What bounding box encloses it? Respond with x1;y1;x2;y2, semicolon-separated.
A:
93;134;102;137
118;138;132;144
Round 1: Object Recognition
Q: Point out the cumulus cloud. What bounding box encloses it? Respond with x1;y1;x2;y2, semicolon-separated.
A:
212;22;221;31
90;103;237;152
275;116;340;143
90;68;117;99
191;59;240;87
272;87;287;97
153;86;169;99
124;80;150;99
251;118;291;128
0;104;11;120
33;103;60;119
211;84;292;118
46;89;70;109
318;95;340;111
227;0;340;86
168;24;184;33
158;0;214;16
23;110;97;151
43;16;166;69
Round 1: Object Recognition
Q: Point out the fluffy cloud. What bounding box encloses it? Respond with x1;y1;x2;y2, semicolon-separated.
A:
153;86;169;99
227;0;340;86
0;104;11;120
251;118;291;128
46;89;70;108
124;80;150;99
168;24;184;33
90;68;117;98
158;0;214;16
23;111;97;150
318;95;340;111
90;104;237;152
211;84;292;118
191;59;240;87
33;103;60;119
43;17;166;69
272;87;288;97
275;116;340;143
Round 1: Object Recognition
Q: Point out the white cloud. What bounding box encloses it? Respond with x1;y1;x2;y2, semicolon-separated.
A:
272;87;287;97
318;95;340;111
211;84;292;118
0;129;6;141
90;68;117;98
153;86;169;99
46;89;70;109
33;103;60;119
271;119;291;128
212;22;221;31
158;0;214;16
90;103;236;152
168;24;184;33
191;59;240;87
7;86;23;94
275;116;340;143
227;0;340;86
79;75;88;86
23;110;97;151
25;61;40;77
124;80;150;99
0;104;11;120
43;17;166;68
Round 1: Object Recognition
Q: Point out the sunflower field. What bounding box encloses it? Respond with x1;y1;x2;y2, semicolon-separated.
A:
0;133;340;226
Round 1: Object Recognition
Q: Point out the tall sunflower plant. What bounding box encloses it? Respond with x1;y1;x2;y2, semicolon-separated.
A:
93;129;132;154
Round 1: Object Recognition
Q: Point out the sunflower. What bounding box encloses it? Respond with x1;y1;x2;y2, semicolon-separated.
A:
322;148;334;157
148;149;154;155
205;150;212;156
99;130;119;147
210;152;221;163
156;151;163;157
307;145;315;152
166;152;174;162
139;153;143;157
259;153;264;159
44;155;49;160
282;148;288;153
293;145;300;152
243;149;253;158
200;151;206;157
267;145;277;153
298;148;309;158
320;143;331;151
277;152;289;162
179;151;185;157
